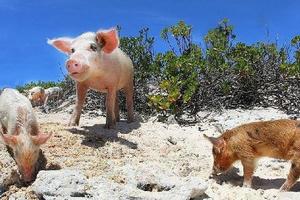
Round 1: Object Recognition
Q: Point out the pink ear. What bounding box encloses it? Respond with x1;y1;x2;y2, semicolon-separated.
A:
1;134;18;147
47;37;73;54
96;28;119;53
216;138;226;151
31;132;52;145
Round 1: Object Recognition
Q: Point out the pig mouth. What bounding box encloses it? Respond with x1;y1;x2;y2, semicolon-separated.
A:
69;72;84;77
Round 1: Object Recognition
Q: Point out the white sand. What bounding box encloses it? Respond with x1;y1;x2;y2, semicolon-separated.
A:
1;107;298;199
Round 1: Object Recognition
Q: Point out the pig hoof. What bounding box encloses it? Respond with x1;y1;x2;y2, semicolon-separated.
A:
209;173;215;179
104;123;116;129
242;182;252;188
127;118;134;123
68;121;78;126
280;184;290;192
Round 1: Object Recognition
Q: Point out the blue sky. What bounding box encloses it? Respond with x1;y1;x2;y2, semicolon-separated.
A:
0;0;299;88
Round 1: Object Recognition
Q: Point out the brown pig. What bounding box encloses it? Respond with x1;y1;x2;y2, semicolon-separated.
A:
0;88;52;182
204;119;300;191
48;28;134;129
27;86;46;106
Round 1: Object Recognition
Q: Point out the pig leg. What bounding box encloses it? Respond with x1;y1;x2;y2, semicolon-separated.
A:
105;88;117;129
68;83;88;126
43;95;50;113
280;162;300;191
43;95;49;107
115;92;120;122
241;159;255;188
124;81;134;123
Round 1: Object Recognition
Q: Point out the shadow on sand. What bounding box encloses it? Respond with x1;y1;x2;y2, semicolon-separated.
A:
66;119;141;149
212;167;300;191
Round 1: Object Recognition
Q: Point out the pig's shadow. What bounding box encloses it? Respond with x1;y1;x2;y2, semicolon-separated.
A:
38;150;61;171
67;119;141;149
213;167;300;191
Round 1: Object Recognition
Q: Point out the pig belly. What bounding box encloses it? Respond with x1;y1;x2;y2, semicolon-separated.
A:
255;144;287;159
84;75;127;93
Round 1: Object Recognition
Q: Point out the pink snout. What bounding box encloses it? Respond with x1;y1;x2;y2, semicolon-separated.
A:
22;167;34;182
66;59;84;75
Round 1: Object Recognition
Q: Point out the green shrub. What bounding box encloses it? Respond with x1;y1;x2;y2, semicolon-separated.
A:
148;21;203;115
120;28;156;114
280;35;300;76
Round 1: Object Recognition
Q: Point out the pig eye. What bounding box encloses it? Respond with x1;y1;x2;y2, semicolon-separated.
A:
71;48;75;53
90;43;97;52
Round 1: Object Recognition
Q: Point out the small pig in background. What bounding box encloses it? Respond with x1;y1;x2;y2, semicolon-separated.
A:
204;119;300;191
0;88;52;182
43;86;63;113
44;86;62;105
27;86;62;108
48;28;134;129
27;86;45;106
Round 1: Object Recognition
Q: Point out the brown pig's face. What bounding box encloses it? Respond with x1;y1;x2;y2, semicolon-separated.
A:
204;134;234;175
211;142;234;174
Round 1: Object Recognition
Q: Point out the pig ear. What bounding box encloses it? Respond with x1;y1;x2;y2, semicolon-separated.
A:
214;138;226;153
203;134;218;145
1;134;18;147
47;37;73;54
31;132;52;145
96;28;119;54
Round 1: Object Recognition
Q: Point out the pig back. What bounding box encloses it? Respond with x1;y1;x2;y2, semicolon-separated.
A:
0;88;35;134
87;48;134;92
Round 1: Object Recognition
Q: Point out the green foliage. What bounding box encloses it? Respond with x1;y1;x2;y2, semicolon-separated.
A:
161;20;192;54
229;42;261;75
148;21;203;114
120;28;156;82
16;80;62;93
283;35;300;76
148;19;300;119
279;36;300;76
204;18;236;71
119;28;156;113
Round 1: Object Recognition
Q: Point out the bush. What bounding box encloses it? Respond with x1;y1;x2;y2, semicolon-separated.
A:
148;21;203;117
120;28;156;114
148;19;300;122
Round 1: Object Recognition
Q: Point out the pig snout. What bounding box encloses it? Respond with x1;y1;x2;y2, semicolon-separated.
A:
66;59;85;75
21;166;35;182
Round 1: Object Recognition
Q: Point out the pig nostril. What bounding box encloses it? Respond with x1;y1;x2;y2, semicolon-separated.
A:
74;63;78;67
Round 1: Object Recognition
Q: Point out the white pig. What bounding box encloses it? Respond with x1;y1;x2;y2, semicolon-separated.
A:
44;86;63;106
48;28;134;129
0;88;52;182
